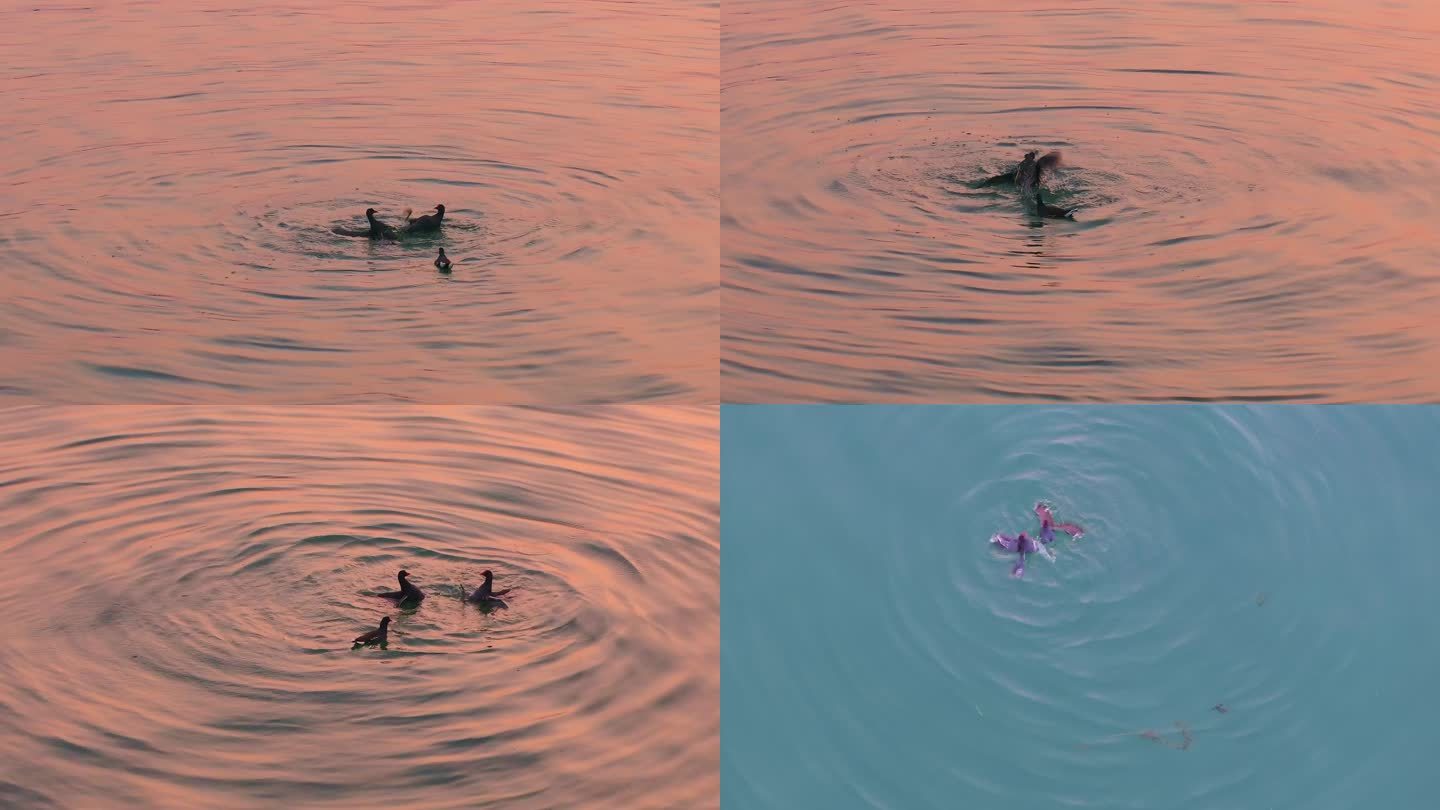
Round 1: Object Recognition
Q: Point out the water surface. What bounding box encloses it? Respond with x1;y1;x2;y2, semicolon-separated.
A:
723;1;1440;401
0;405;717;809
2;1;717;402
723;405;1440;808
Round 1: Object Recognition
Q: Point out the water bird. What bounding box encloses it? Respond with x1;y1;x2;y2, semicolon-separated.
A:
352;616;390;647
981;152;1030;186
332;208;399;240
374;569;425;604
990;531;1055;578
404;204;446;233
983;150;1073;218
1034;502;1084;543
1212;703;1229;714
983;150;1063;194
467;569;512;606
434;248;452;273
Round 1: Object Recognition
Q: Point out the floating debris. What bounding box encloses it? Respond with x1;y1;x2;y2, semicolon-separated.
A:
1137;721;1193;751
1255;592;1268;607
1084;718;1197;751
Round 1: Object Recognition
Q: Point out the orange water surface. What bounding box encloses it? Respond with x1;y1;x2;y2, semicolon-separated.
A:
0;404;718;809
723;0;1440;401
2;1;717;403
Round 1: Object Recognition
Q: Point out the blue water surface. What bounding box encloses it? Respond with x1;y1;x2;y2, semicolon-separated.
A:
723;406;1440;810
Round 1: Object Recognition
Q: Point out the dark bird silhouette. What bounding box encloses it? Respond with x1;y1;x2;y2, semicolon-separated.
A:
981;151;1029;186
333;208;399;239
984;150;1062;191
374;569;425;604
353;616;390;647
1017;151;1062;196
404;204;446;233
984;151;1073;217
467;569;512;606
434;248;452;273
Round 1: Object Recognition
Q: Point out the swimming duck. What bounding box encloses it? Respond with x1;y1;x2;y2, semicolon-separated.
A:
984;150;1062;192
353;616;390;647
467;569;511;605
1018;151;1062;197
990;531;1056;578
332;208;400;240
404;204;446;233
434;248;452;273
1034;502;1084;542
981;152;1031;186
375;569;425;604
983;151;1074;218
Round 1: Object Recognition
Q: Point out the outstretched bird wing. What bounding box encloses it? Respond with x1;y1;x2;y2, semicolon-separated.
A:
991;533;1021;552
1036;151;1063;178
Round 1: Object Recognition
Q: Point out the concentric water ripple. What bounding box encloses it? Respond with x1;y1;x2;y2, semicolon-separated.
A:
723;405;1439;809
0;405;718;809
723;0;1440;401
0;0;717;402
